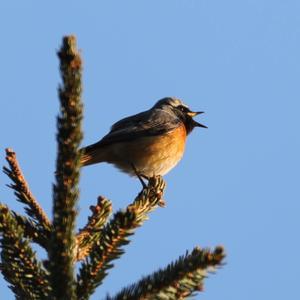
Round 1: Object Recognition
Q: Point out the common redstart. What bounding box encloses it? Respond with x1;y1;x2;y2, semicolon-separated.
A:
80;97;206;180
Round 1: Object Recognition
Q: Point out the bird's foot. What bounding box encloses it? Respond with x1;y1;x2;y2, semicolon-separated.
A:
131;163;148;188
148;175;166;207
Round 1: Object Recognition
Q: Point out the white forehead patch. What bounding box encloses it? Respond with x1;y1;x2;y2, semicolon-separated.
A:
153;97;189;109
168;97;188;108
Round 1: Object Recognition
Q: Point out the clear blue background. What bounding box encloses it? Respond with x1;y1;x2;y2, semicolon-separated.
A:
1;1;300;299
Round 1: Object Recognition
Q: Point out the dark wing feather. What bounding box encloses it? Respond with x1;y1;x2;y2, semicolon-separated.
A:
109;111;149;132
86;108;180;150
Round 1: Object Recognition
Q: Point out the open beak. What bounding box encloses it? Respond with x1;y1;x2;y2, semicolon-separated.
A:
187;111;204;117
187;111;208;128
193;120;208;128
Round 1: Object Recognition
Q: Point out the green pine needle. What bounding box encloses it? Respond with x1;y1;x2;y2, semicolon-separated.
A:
76;196;112;261
49;35;83;300
0;205;50;299
106;246;225;300
77;176;166;300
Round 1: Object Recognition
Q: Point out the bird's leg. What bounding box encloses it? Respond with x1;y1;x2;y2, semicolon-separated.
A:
131;163;148;188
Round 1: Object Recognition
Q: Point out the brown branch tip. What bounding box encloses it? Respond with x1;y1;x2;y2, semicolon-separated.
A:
4;148;51;228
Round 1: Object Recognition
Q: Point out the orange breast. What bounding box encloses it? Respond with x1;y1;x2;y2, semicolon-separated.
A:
105;124;187;176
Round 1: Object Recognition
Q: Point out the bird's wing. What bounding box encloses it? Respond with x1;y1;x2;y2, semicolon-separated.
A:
89;108;180;148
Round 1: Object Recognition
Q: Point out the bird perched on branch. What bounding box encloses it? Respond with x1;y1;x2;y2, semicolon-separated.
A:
80;97;206;182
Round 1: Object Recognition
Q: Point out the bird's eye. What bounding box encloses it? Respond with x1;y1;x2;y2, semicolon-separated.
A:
178;105;187;112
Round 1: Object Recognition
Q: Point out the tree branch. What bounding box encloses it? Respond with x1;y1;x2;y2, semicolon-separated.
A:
0;205;50;299
3;148;51;231
49;35;83;300
77;176;166;300
11;210;50;249
106;246;225;300
76;196;112;261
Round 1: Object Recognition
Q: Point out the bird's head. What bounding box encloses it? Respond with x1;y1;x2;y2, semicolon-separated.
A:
153;97;207;134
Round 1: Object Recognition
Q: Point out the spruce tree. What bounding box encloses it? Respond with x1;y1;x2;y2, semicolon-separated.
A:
0;36;225;300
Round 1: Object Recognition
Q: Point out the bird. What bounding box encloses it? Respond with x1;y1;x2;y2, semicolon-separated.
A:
80;97;207;182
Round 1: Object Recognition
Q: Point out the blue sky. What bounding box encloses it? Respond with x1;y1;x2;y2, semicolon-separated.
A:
1;1;300;299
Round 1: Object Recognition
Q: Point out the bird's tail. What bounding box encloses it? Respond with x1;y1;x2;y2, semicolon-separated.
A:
80;143;105;166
